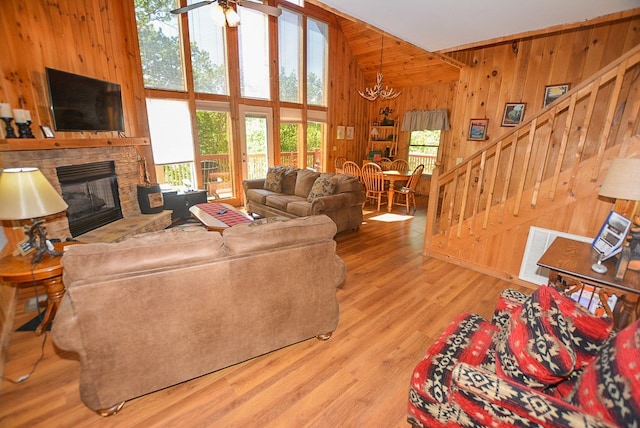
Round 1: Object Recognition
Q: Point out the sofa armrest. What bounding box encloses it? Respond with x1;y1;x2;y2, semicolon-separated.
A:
450;363;613;428
242;178;265;191
311;192;360;213
51;295;83;352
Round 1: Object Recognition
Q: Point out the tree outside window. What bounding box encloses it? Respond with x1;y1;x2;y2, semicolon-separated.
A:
409;130;440;174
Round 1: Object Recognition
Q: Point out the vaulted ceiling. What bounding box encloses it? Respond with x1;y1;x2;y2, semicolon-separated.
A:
307;0;640;88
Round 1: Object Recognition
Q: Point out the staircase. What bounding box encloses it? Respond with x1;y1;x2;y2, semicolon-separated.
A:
423;44;640;283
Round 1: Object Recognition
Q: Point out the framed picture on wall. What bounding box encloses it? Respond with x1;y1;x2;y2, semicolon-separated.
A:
501;103;526;127
40;125;55;138
543;83;570;107
468;119;489;141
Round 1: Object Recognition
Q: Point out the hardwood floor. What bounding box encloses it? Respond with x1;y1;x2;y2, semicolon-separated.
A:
0;198;531;427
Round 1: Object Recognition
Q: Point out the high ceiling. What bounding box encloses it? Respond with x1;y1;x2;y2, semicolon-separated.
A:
306;0;640;88
310;0;640;53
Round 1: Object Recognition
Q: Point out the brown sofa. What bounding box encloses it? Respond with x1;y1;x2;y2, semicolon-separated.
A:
52;215;345;415
243;167;365;234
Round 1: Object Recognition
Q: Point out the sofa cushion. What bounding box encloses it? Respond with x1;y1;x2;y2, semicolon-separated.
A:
294;169;320;198
333;173;362;193
565;319;640;427
496;286;576;389
282;167;298;194
222;215;337;255
265;194;306;211
62;229;226;282
246;188;277;205
264;166;287;192
307;174;337;202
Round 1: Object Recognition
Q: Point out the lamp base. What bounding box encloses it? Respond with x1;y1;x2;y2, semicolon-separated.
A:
591;261;608;274
26;219;62;265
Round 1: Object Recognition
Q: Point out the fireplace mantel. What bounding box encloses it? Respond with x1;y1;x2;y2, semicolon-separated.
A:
0;137;149;151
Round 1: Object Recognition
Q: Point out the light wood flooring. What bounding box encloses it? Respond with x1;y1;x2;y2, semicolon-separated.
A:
0;197;531;427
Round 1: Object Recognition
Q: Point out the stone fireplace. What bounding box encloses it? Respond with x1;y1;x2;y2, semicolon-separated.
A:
2;146;143;240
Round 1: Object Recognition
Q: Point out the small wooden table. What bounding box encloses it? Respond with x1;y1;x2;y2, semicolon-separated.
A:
189;202;253;231
382;170;412;212
537;237;640;330
0;242;75;335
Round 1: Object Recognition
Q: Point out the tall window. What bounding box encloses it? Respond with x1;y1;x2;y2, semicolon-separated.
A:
196;102;234;199
278;9;302;103
307;121;324;171
188;3;229;95
409;130;440;174
307;18;328;106
135;0;185;91
238;6;270;99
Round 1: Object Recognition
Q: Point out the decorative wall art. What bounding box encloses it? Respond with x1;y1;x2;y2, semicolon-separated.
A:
468;119;489;141
501;103;526;127
543;83;570;107
336;125;345;140
346;126;354;140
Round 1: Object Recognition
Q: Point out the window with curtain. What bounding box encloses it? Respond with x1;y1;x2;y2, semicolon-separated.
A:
402;109;449;175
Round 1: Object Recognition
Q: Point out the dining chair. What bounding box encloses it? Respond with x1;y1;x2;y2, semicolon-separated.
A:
342;160;361;180
377;157;393;171
394;164;424;214
361;162;386;211
334;156;347;174
389;159;409;172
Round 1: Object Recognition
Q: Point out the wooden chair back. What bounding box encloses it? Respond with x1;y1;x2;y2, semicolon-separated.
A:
334;156;347;174
390;159;409;172
404;164;425;191
361;162;386;211
378;158;393;171
342;161;361;179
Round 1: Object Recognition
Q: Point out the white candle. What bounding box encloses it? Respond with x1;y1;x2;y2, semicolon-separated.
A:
0;103;11;118
23;110;31;122
13;109;27;123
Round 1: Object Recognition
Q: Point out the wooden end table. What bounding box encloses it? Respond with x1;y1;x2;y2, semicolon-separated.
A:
0;242;75;335
537;237;640;331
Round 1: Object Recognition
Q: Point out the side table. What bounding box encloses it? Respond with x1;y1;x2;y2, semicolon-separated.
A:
537;237;640;331
0;242;75;335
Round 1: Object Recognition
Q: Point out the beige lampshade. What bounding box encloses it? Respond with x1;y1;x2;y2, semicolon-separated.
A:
0;167;68;220
599;158;640;201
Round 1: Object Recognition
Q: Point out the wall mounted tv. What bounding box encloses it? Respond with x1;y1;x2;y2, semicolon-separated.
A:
46;67;125;132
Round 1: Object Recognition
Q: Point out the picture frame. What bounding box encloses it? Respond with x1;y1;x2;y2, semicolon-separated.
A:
501;103;526;127
336;125;345;140
543;83;570;107
346;126;354;140
40;125;55;138
592;210;632;261
468;119;489;141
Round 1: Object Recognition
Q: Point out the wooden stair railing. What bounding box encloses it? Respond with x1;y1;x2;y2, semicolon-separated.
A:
424;44;640;254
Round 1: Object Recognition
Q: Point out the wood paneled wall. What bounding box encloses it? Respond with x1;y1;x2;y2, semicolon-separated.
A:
442;15;640;171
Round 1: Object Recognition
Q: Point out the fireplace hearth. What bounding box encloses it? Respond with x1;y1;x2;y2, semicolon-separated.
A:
56;161;123;237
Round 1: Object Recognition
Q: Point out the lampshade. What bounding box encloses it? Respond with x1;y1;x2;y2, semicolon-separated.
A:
599;158;640;201
225;8;240;27
0;167;68;220
210;4;226;27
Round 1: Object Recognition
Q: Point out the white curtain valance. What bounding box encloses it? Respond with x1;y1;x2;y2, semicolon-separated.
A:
401;109;450;132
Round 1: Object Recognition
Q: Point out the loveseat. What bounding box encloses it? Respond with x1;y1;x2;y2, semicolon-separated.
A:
408;286;640;427
243;166;365;234
52;215;346;416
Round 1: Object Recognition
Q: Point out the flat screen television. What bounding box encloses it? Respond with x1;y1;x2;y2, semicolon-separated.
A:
46;67;125;132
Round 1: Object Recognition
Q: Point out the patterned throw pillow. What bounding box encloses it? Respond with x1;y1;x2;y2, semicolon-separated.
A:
263;166;287;192
307;175;336;202
565;319;640;427
496;286;576;389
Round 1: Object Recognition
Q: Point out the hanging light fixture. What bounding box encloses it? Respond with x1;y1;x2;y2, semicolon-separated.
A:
358;34;401;101
209;0;241;27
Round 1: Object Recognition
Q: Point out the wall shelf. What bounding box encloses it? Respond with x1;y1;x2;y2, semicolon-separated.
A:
0;137;149;152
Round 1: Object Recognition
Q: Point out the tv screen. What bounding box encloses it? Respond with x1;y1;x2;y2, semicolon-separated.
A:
46;67;125;132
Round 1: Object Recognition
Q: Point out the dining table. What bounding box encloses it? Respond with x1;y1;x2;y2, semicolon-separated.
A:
382;170;412;212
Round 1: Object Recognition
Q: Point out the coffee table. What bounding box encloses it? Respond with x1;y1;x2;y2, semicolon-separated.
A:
189;202;253;231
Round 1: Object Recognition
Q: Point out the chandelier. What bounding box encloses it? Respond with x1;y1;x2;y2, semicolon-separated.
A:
358;34;401;101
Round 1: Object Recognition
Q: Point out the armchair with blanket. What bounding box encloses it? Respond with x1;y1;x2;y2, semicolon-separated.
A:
408;285;640;427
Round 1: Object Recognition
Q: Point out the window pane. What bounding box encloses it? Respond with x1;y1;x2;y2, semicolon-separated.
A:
307;18;328;106
280;123;300;167
197;109;234;199
307;121;324;171
245;116;269;178
188;2;229;95
409;130;440;174
146;98;194;165
238;7;270;99
134;0;185;91
278;9;302;103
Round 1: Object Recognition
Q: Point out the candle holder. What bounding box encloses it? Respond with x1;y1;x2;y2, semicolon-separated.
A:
2;117;17;138
16;121;35;138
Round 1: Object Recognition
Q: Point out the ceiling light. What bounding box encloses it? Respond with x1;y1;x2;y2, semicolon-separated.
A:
358;34;401;101
210;4;226;26
225;7;241;27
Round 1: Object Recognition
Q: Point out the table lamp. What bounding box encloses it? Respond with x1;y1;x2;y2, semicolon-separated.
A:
597;158;640;277
0;167;68;264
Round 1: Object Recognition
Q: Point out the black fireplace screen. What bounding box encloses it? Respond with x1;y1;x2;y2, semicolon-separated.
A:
56;161;123;237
